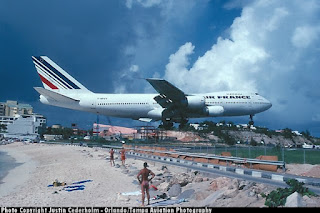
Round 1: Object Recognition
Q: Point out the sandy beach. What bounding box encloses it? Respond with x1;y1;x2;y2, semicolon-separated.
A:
0;142;319;207
0;143;143;206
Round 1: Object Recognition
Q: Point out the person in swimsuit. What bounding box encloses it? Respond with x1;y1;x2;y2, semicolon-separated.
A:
120;147;126;165
137;162;155;206
109;148;115;166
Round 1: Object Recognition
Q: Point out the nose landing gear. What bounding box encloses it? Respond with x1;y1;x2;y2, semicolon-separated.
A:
249;114;254;126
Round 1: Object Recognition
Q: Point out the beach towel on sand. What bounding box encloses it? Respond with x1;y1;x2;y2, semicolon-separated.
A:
47;180;93;192
121;191;141;196
150;198;186;207
72;180;93;184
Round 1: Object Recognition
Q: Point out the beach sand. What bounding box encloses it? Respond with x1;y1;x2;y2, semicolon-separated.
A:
0;142;147;206
1;142;319;207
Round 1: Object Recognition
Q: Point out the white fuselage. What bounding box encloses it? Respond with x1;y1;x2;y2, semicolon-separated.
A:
40;91;272;120
32;56;272;123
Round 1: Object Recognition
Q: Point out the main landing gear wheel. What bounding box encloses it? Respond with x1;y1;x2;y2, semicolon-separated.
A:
178;118;188;130
162;121;173;130
249;114;254;126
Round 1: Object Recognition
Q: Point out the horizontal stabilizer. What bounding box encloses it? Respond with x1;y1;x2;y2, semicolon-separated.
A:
34;87;80;104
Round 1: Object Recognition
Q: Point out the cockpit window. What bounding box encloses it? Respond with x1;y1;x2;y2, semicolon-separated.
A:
255;93;259;95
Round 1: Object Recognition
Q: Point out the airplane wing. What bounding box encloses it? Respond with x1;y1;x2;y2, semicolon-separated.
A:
146;78;187;108
34;87;80;104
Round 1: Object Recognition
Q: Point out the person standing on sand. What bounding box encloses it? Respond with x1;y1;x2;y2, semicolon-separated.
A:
120;147;126;165
137;162;155;206
109;148;115;166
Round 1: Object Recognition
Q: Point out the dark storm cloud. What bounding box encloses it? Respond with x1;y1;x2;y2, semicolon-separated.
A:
0;0;163;127
0;0;163;98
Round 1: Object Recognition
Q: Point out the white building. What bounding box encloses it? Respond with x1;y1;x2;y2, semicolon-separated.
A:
292;130;302;136
1;114;46;140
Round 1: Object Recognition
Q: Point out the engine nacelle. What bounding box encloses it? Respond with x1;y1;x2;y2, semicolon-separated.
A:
147;108;164;120
206;106;224;117
186;96;205;110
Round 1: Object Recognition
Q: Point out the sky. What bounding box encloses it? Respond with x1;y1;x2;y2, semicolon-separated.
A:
1;0;320;136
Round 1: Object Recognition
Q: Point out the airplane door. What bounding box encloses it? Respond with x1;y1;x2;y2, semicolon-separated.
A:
90;97;97;113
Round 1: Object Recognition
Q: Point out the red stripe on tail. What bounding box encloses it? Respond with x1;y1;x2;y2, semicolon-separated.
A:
38;74;58;89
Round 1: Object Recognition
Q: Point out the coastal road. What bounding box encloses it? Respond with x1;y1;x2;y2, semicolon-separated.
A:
127;152;320;195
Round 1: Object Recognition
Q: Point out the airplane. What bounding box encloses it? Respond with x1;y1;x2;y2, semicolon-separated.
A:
32;56;272;129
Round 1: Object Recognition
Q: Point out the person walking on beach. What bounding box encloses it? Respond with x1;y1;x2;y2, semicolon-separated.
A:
137;162;155;206
120;147;126;166
109;148;115;166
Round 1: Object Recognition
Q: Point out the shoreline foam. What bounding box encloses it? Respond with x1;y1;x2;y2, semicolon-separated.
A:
0;151;19;184
0;143;143;206
0;144;37;197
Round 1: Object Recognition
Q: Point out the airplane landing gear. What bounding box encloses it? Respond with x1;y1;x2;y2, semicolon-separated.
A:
178;118;188;130
161;120;173;130
249;114;254;126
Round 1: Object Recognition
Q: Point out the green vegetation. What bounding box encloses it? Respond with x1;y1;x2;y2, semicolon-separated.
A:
0;124;7;133
261;179;317;207
196;121;319;142
40;120;320;164
44;126;75;140
42;126;113;144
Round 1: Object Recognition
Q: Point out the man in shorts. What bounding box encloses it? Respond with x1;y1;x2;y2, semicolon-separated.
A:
137;162;155;206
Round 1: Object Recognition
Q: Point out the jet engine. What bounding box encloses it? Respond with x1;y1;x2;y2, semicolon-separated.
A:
147;108;164;120
186;96;205;111
206;105;224;116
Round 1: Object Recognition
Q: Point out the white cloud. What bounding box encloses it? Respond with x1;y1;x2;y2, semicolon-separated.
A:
164;42;194;86
129;64;139;72
119;0;204;93
291;25;320;48
114;84;127;94
125;0;162;9
163;0;320;126
114;64;142;93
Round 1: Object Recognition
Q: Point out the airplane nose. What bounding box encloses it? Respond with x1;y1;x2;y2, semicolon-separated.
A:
266;99;272;110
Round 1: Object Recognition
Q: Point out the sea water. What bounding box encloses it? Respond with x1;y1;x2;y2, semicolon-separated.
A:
0;151;20;184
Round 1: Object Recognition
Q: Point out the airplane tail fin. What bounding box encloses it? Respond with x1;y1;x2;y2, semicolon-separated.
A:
32;56;92;94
